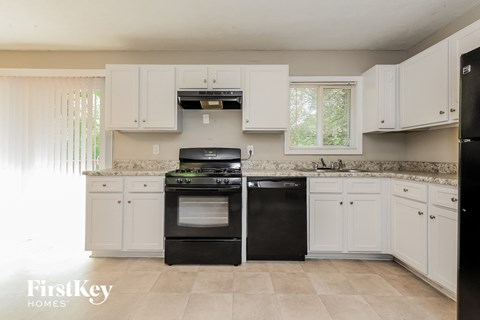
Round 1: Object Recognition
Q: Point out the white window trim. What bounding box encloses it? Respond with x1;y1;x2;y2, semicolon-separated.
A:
285;76;363;155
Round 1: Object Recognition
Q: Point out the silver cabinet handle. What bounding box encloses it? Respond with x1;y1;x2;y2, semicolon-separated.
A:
203;79;207;83
142;120;146;123
134;119;138;123
246;119;249;123
439;110;445;115
450;108;456;112
117;200;121;204
350;201;353;205
403;188;408;192
429;215;436;219
102;184;107;187
418;211;424;215
339;201;343;205
380;120;385;124
144;184;147;187
212;79;216;83
451;197;458;202
127;200;131;204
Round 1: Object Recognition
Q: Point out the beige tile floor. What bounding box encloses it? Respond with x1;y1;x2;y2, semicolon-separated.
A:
0;245;456;320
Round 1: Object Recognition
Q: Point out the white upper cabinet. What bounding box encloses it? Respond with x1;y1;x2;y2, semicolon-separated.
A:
399;40;449;129
105;64;181;131
105;65;139;129
176;65;242;89
243;65;289;131
140;65;180;130
449;19;480;122
363;65;398;132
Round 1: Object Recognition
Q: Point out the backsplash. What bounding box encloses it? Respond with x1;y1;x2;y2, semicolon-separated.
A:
113;159;457;174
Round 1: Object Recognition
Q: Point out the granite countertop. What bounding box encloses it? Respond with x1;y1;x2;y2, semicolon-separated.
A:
242;169;458;187
84;167;457;187
83;168;171;176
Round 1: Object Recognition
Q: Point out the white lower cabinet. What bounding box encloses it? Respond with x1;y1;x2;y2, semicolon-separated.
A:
391;195;428;274
85;176;165;254
309;178;385;254
427;185;458;294
309;194;344;252
390;180;458;294
85;192;123;250
124;193;164;251
347;194;382;252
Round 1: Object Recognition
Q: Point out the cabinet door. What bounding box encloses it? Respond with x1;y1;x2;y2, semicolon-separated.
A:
176;65;208;89
391;196;428;274
209;65;242;89
105;65;139;129
309;194;343;252
449;19;480;122
243;65;289;131
428;205;457;294
124;193;164;251
363;65;397;132
85;193;123;250
347;194;382;252
140;66;178;130
399;40;449;128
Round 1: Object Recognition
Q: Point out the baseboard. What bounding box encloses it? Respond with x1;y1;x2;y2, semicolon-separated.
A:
89;250;164;258
306;252;394;260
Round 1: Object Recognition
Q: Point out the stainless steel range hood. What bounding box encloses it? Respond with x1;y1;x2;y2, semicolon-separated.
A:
177;91;242;110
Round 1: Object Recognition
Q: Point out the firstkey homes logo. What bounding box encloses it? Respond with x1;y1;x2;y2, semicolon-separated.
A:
27;280;113;308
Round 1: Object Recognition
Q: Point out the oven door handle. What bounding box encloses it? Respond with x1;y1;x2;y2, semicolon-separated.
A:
165;186;241;193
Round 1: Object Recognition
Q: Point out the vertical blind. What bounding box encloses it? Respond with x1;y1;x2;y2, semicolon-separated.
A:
0;76;105;245
0;76;104;176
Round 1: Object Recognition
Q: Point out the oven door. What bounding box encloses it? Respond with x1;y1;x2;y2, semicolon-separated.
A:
164;186;242;238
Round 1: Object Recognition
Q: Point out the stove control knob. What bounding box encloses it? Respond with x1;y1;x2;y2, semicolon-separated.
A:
185;178;192;184
216;179;222;184
176;178;184;183
223;179;230;184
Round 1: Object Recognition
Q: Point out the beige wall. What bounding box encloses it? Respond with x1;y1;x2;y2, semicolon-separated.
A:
114;110;407;161
400;3;480;163
404;127;458;163
0;50;406;75
3;5;480;164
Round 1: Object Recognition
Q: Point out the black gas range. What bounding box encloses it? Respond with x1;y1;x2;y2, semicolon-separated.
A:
164;148;242;266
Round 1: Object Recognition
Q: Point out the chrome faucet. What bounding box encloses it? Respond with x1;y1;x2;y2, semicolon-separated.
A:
337;159;344;170
320;158;327;168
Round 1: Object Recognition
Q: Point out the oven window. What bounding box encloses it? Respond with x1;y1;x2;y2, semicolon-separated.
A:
178;196;229;227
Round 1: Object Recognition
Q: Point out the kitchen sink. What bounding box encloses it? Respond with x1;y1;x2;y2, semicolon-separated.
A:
298;168;369;173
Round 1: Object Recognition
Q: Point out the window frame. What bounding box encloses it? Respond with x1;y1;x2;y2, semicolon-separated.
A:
285;76;363;155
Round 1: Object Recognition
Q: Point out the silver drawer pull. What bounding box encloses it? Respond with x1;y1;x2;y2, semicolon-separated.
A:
403;188;408;192
429;215;436;220
127;200;131;204
144;184;147;187
117;200;121;204
102;184;107;187
451;197;458;202
418;211;424;215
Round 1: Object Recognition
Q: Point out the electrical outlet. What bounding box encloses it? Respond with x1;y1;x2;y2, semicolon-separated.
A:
247;145;254;156
152;144;160;155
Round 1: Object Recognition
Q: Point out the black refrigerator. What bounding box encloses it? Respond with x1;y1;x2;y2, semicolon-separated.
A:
458;46;480;319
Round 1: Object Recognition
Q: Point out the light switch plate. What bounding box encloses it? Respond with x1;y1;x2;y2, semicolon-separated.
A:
203;114;210;124
153;144;160;155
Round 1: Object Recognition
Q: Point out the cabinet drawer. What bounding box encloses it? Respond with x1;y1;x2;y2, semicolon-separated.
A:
125;177;164;193
309;178;343;193
346;179;382;194
391;179;427;202
87;177;124;192
429;185;458;210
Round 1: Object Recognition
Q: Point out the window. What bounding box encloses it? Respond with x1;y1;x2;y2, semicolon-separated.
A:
285;76;363;154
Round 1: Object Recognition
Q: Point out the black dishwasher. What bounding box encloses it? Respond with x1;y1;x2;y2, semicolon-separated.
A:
247;177;307;261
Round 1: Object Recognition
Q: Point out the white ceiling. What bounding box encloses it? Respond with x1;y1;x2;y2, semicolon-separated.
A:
0;0;479;51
